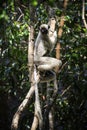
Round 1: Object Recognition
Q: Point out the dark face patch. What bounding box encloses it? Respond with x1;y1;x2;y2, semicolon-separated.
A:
41;27;48;34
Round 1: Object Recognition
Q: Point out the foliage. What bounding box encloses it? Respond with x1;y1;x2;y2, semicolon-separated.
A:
0;0;87;130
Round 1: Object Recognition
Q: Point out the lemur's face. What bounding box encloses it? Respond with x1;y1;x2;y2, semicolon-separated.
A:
40;24;50;35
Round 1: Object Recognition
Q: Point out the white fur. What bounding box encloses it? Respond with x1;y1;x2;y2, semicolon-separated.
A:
34;24;62;72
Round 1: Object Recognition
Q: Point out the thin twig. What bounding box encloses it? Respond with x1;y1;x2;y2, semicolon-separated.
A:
17;7;24;21
61;85;72;96
58;61;68;73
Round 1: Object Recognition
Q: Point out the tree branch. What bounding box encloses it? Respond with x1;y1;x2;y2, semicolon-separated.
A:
55;0;68;72
56;0;68;59
31;65;43;130
82;0;87;29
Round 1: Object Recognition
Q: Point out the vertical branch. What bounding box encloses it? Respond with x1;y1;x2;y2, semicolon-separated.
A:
43;82;51;130
82;0;87;29
29;4;40;130
56;0;68;61
29;4;43;129
29;26;42;130
31;65;43;130
47;83;54;130
49;77;58;130
28;26;34;82
31;66;39;130
49;108;54;130
44;75;58;130
49;18;56;130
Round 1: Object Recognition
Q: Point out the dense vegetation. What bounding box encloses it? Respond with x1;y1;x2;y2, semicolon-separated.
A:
0;0;87;130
